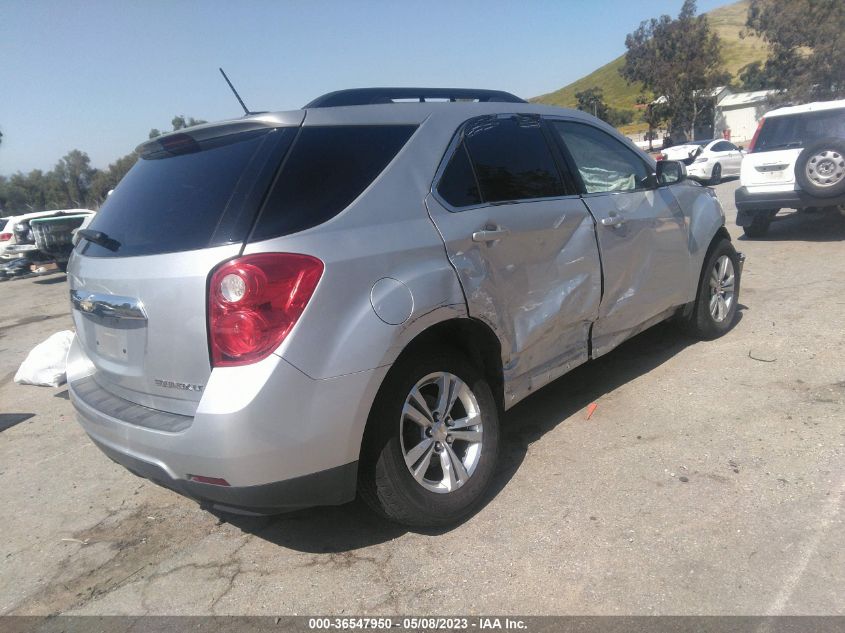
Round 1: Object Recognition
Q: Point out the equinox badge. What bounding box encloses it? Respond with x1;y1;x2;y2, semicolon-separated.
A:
154;379;204;392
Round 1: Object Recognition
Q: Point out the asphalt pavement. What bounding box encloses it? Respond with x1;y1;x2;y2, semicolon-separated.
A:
0;178;842;615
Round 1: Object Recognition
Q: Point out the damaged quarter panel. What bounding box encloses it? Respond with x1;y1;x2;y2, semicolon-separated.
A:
246;111;468;381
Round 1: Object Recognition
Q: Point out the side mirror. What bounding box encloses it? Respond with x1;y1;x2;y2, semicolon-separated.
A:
656;160;687;186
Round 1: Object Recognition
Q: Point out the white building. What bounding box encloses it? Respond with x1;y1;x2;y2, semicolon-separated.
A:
713;89;777;144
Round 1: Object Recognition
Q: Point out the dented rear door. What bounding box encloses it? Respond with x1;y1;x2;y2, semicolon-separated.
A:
426;114;601;401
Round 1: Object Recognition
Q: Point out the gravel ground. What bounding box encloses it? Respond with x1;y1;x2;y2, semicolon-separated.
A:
0;178;842;615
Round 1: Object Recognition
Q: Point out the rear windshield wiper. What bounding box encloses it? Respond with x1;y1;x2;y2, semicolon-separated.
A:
76;229;121;252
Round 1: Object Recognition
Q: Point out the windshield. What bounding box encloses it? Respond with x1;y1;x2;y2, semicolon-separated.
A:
754;108;845;153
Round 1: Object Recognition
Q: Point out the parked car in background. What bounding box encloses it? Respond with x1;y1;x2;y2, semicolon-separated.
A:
67;88;743;527
1;210;92;260
1;210;93;274
30;211;94;271
0;217;13;256
659;140;744;185
659;140;714;163
736;98;845;237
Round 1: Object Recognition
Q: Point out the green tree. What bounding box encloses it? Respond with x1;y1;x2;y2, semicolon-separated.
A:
150;114;208;139
620;0;729;141
737;61;774;91
1;170;55;212
745;0;845;102
53;150;96;208
575;87;610;121
606;108;634;127
172;115;207;130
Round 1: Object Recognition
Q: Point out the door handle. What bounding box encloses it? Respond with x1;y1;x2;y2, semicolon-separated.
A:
472;228;510;242
600;213;625;228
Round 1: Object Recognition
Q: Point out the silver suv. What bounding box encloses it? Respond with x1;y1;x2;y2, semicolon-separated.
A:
67;88;743;527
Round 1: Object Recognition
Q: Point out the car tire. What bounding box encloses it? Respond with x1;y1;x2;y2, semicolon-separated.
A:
795;138;845;198
742;211;774;238
709;163;722;186
56;261;68;273
678;238;741;340
359;346;500;528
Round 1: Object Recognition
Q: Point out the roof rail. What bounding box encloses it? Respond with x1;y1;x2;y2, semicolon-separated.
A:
304;88;526;108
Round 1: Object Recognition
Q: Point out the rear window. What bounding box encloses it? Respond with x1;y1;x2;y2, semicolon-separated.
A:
80;128;293;258
250;125;416;241
754;108;845;153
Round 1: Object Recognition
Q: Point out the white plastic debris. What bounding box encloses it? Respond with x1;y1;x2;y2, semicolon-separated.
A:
14;330;75;387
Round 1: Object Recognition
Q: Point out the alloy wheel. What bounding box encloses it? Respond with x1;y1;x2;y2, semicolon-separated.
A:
709;255;735;322
399;372;483;494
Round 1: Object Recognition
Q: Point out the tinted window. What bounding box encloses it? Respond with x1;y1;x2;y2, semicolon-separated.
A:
82;128;291;258
437;142;481;207
463;116;564;203
552;121;651;193
712;141;733;152
251;125;416;240
754;108;845;153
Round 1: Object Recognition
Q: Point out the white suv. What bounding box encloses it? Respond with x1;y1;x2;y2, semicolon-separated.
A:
736;99;845;237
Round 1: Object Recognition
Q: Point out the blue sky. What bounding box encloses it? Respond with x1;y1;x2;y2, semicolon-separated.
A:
1;0;728;174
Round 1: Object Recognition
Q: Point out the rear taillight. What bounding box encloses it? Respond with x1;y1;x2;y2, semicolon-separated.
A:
747;118;765;153
657;154;666;161
208;253;323;367
0;233;11;242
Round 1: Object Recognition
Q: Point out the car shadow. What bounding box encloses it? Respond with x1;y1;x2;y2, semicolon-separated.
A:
33;274;67;285
740;208;845;243
222;318;741;551
0;413;35;432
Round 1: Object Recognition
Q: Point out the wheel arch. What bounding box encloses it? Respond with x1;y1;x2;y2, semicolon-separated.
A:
394;318;505;413
356;317;505;467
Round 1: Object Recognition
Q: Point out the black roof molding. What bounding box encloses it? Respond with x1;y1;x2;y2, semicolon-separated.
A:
304;88;526;108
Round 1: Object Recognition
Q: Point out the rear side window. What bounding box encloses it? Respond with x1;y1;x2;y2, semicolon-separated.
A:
250;125;416;241
437;142;481;207
81;128;292;258
463;116;564;203
754;108;845;153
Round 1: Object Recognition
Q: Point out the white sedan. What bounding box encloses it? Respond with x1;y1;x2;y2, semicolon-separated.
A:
660;139;745;184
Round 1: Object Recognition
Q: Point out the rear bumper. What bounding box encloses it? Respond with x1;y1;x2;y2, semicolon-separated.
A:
735;186;845;218
68;336;387;513
92;437;357;514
